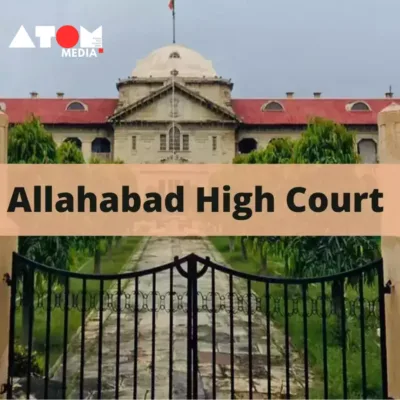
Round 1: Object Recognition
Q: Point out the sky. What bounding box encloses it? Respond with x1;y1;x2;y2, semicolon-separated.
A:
0;0;399;99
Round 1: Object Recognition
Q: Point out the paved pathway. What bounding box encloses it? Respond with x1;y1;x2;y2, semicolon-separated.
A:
56;237;309;399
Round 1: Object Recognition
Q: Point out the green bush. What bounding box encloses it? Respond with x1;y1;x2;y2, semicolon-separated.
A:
13;345;43;377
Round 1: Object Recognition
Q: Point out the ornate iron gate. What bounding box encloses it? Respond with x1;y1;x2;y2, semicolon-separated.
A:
5;252;389;399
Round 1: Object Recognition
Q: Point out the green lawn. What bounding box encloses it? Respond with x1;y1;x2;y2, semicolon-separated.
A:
14;237;142;370
210;237;384;399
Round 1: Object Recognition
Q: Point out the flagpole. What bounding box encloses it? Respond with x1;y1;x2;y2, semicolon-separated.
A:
172;1;176;44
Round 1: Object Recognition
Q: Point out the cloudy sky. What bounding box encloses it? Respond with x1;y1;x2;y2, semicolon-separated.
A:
1;0;399;99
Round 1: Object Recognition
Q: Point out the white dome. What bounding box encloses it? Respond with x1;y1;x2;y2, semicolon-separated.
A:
132;44;217;78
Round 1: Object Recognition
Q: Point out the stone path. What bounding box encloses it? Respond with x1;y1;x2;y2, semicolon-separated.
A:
55;237;310;399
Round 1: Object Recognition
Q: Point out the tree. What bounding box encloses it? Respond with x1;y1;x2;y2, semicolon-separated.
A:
83;156;125;273
233;138;295;270
287;119;379;334
8;117;71;344
8;116;57;164
233;121;380;286
57;141;85;164
292;117;360;164
248;236;280;274
252;138;294;164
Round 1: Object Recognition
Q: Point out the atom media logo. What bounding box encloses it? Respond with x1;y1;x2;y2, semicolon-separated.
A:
9;25;103;58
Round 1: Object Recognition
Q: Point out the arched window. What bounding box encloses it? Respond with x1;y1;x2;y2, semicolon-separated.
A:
169;127;180;151
169;52;180;59
350;102;370;111
66;101;86;111
238;138;257;154
64;137;82;150
261;101;284;112
91;138;111;153
358;139;377;163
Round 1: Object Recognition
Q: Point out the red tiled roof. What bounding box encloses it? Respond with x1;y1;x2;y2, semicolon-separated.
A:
0;98;118;124
0;97;398;125
231;99;400;125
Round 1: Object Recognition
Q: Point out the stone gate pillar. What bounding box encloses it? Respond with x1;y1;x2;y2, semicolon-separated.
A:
0;112;17;397
378;103;400;398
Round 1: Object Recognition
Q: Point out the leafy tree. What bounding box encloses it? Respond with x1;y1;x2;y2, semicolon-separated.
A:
248;236;280;274
8;117;71;344
233;139;294;269
56;141;85;164
292;117;360;164
8;116;57;164
83;156;125;272
232;154;249;164
288;119;379;334
233;120;380;285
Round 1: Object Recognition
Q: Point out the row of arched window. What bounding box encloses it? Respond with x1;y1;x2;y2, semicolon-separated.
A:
64;137;111;153
261;101;373;112
67;99;374;114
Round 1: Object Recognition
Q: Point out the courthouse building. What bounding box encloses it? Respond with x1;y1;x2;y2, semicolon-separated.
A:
0;44;396;164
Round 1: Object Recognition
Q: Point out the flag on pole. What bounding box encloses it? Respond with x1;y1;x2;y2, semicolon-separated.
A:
169;0;174;10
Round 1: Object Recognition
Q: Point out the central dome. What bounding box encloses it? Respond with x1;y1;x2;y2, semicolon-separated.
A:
132;44;217;78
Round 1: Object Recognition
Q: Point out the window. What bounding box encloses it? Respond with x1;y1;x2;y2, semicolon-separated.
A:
64;137;82;150
212;136;217;151
160;134;167;151
350;102;370;111
261;101;284;112
66;101;86;111
169;127;180;151
91;138;111;153
358;139;377;164
183;134;189;151
132;136;137;151
238;138;257;154
169;52;180;59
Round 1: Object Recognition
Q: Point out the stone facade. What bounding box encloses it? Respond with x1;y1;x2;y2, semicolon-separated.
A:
9;44;381;164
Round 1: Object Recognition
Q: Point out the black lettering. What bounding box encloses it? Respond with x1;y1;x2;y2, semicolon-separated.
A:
232;192;252;221
7;187;32;212
100;193;119;212
122;186;140;212
223;185;230;212
354;192;369;212
287;187;306;212
331;192;351;212
34;185;41;212
45;186;52;212
255;186;274;212
165;186;184;212
370;189;384;212
309;192;328;212
197;187;219;212
144;193;162;212
77;186;96;212
56;193;74;212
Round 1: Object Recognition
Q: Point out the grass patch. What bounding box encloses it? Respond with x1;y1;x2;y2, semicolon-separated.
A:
14;237;142;370
210;237;384;399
